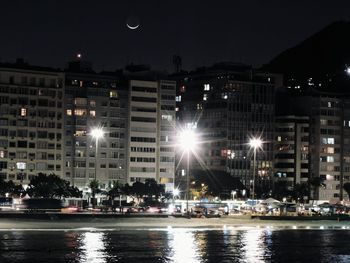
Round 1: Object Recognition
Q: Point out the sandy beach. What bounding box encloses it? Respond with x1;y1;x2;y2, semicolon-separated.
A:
1;215;350;230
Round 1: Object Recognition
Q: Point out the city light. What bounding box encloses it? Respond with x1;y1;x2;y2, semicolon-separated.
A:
173;188;180;197
345;66;350;75
91;127;104;141
178;129;198;153
178;128;198;218
90;127;105;181
249;137;263;200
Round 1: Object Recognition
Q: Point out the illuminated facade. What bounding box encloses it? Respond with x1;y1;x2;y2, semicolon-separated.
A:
127;79;176;191
308;94;350;201
63;65;128;191
0;62;65;183
274;116;309;191
174;63;281;193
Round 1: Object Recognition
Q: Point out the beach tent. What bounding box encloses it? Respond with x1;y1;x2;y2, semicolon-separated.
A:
261;198;280;205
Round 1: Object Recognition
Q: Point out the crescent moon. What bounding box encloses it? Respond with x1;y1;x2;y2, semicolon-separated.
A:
127;23;139;30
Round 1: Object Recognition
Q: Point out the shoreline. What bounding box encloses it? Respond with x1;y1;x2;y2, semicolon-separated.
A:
1;215;350;230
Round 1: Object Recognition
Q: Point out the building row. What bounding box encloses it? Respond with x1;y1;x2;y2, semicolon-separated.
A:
0;59;176;194
0;59;350;201
173;63;350;201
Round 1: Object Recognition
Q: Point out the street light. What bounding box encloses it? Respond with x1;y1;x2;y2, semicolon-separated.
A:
345;66;350;75
90;127;104;181
249;137;262;200
173;188;180;197
178;128;198;218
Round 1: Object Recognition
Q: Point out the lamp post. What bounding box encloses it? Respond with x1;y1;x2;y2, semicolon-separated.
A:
90;127;104;208
91;127;104;181
179;128;197;218
249;138;262;200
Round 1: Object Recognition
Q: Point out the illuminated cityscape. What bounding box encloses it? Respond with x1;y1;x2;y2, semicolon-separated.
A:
0;1;350;262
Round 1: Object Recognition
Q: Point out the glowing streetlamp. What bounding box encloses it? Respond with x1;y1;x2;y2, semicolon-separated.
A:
90;127;104;180
249;138;262;200
178;128;198;218
345;66;350;75
173;188;180;197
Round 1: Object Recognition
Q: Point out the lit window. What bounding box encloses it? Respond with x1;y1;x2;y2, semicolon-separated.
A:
277;136;281;142
66;109;72;116
16;162;26;170
327;156;334;162
0;151;5;158
327;102;332;108
74;109;87;116
204;84;210;91
327;147;334;154
90;100;96;107
74;98;87;106
326;174;334;180
327;138;335;144
203;94;208;101
221;93;228;99
74;130;86;137
176;95;181;102
90;110;96;117
20;108;27;117
110;91;118;98
162;115;173;121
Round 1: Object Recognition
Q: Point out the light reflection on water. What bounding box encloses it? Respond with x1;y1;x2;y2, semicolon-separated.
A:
241;229;267;263
1;228;350;262
80;232;106;263
167;229;201;263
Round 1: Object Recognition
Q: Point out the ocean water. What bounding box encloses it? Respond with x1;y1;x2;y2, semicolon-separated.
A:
1;228;350;262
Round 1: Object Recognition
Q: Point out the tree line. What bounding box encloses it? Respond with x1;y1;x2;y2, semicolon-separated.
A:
0;173;166;201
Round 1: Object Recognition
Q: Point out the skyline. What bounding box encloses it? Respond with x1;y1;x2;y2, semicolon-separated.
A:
0;1;349;71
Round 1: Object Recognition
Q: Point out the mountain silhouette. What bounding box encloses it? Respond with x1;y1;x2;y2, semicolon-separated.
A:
264;21;350;92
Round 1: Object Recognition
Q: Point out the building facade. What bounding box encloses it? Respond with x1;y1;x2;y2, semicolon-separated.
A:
308;94;350;201
0;62;65;184
174;63;281;196
274;116;309;191
127;79;176;191
63;65;129;192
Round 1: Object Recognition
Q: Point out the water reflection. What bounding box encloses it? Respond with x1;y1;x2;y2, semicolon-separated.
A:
2;229;350;262
242;229;268;263
167;229;201;263
80;232;106;263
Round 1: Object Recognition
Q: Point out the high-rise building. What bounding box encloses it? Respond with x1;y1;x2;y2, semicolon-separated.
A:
63;61;129;192
174;63;281;196
277;88;350;201
274;116;309;191
308;94;350;201
127;79;176;191
0;61;65;184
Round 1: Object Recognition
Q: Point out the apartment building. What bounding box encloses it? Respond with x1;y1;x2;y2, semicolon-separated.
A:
174;63;281;194
127;79;176;191
63;61;128;191
0;61;64;184
274;116;309;190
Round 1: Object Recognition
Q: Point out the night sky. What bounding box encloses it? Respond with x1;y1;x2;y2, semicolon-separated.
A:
0;0;349;72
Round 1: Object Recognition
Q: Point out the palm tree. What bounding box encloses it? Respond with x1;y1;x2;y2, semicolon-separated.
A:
107;181;123;208
308;177;325;200
89;179;100;208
